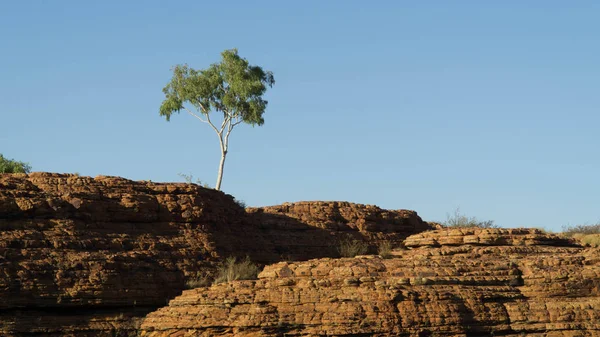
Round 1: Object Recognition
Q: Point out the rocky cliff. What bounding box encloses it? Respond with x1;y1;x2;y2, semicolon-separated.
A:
0;173;431;336
140;228;600;336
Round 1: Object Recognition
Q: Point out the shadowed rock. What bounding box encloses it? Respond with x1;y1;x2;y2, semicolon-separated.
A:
139;228;600;337
0;173;432;336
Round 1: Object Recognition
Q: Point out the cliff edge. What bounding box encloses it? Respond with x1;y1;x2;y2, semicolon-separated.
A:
0;173;431;336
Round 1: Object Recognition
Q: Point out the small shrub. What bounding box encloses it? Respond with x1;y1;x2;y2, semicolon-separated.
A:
234;198;247;208
213;256;260;285
338;237;369;257
178;172;210;188
0;154;31;173
444;207;498;228
562;223;600;247
377;240;393;259
185;271;213;289
185;278;212;289
562;223;600;236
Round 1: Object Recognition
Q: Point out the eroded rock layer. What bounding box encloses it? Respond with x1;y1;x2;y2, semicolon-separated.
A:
246;201;433;261
0;173;430;336
140;228;600;337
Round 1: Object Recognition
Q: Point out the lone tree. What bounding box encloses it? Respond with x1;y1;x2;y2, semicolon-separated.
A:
159;49;275;191
0;154;31;173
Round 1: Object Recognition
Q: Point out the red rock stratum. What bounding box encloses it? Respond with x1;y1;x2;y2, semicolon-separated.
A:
140;228;600;337
0;173;431;336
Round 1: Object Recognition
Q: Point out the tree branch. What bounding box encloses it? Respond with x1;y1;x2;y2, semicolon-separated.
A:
182;105;223;141
223;117;236;152
203;111;221;136
182;106;208;124
219;110;228;134
198;102;209;114
232;117;244;127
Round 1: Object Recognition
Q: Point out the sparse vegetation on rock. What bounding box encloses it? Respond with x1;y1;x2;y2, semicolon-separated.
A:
337;236;369;257
0;154;31;173
141;228;600;336
177;172;210;188
233;198;247;209
562;223;600;236
377;240;393;258
213;256;260;284
0;174;433;336
185;271;213;289
563;223;600;247
444;207;498;228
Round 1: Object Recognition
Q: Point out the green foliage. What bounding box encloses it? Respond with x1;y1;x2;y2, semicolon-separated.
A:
159;49;275;190
444;207;498;228
0;154;31;173
337;237;369;257
213;256;260;285
160;49;274;125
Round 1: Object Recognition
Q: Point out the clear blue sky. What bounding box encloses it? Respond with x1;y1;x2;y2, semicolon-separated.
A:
1;1;599;231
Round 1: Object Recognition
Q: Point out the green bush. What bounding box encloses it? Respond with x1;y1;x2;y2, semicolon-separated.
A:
338;237;369;257
444;208;498;228
0;154;31;173
213;256;260;285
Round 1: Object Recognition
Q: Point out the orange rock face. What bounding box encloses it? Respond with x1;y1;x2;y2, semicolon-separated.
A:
140;228;600;337
0;173;430;336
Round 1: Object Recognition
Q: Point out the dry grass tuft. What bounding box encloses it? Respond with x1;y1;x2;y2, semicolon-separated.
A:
377;240;393;259
444;208;498;228
562;223;600;247
213;256;260;285
338;237;369;257
185;270;213;289
562;223;600;236
571;233;600;247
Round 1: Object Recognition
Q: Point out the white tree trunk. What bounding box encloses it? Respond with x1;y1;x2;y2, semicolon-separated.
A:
215;148;227;191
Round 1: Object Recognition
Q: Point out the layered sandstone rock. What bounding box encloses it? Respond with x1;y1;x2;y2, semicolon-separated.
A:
246;202;433;261
0;173;430;336
140;228;600;336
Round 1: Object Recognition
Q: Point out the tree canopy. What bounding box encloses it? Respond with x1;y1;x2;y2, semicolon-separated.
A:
0;154;31;173
159;49;275;190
